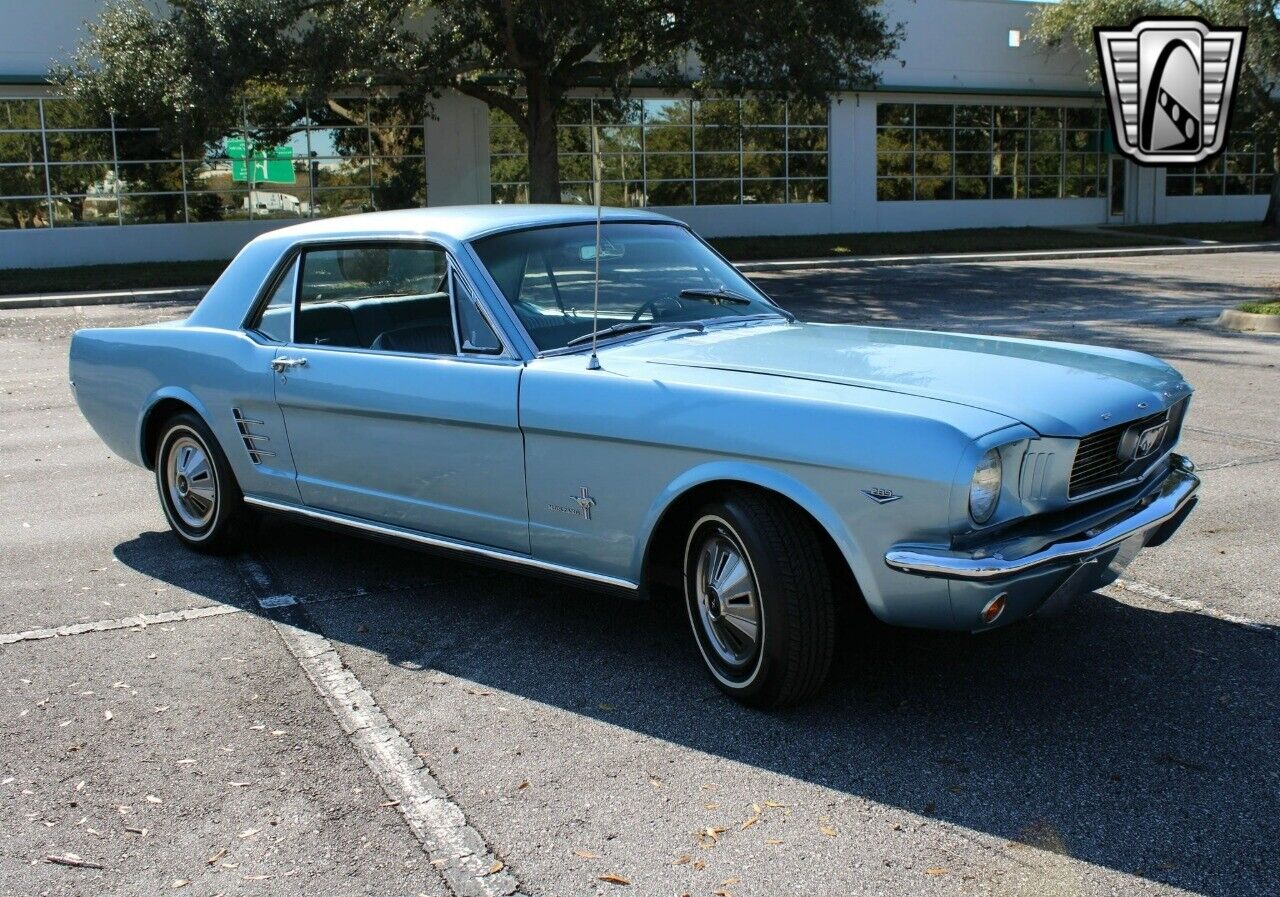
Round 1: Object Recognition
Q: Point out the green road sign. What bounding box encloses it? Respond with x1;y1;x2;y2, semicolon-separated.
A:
226;137;296;184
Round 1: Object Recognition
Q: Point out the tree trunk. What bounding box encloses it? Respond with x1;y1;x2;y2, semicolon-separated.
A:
1266;146;1280;228
525;76;561;203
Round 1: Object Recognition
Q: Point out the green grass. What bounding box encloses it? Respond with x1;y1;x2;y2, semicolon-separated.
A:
0;259;231;297
1239;300;1280;315
708;226;1179;262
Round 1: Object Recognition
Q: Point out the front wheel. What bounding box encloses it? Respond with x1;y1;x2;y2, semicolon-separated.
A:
683;491;836;707
155;411;252;554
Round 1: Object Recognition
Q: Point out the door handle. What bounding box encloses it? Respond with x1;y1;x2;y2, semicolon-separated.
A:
271;356;308;373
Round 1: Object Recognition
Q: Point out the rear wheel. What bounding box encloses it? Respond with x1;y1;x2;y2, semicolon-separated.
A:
683;490;836;707
155;411;252;554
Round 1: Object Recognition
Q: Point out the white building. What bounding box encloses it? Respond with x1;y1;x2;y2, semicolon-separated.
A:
0;0;1269;268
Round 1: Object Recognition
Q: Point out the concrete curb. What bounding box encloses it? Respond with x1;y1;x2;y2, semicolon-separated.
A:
2;240;1278;309
0;285;208;311
733;240;1280;272
1217;308;1280;334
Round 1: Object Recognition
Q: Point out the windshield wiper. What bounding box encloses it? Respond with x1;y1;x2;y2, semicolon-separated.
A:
565;320;705;347
678;287;754;305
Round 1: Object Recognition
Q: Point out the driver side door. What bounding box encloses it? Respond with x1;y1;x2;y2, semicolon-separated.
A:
260;240;528;552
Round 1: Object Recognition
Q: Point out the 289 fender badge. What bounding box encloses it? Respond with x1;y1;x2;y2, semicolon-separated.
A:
1095;17;1246;166
862;487;902;505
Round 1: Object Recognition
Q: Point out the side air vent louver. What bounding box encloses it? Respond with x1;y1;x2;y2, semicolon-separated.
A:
1018;450;1057;502
232;408;274;465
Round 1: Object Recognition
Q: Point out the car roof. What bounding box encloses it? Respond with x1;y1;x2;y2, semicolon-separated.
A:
255;204;680;245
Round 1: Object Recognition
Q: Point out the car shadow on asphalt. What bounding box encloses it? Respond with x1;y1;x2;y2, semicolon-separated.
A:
115;522;1280;897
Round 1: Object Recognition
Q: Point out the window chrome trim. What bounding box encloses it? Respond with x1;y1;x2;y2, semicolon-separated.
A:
242;495;638;591
261;237;515;361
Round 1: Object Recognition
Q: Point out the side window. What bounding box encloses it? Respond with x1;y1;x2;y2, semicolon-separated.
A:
295;245;456;355
253;257;296;343
451;269;503;354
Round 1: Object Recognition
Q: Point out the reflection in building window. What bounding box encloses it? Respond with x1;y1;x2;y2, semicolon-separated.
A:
489;96;829;207
876;102;1107;202
1164;133;1273;197
0;96;427;229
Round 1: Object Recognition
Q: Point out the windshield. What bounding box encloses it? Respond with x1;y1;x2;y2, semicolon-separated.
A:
471;222;785;351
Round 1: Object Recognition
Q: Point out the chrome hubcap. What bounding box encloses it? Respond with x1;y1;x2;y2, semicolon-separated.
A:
165;435;216;529
694;528;761;667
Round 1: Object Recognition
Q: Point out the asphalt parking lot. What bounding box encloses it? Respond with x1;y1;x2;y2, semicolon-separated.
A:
2;250;1277;897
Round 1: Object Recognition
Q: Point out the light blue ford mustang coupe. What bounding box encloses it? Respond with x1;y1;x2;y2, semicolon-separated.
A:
70;205;1201;706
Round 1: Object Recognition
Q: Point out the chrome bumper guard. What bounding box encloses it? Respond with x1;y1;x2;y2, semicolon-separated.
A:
885;455;1200;581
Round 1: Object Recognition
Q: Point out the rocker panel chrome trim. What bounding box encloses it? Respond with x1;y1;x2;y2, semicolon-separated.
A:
242;495;639;591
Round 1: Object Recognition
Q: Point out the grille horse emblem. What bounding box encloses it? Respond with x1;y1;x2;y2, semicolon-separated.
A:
1095;17;1246;165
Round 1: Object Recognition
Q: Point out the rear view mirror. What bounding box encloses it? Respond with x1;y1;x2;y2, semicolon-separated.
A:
579;240;624;262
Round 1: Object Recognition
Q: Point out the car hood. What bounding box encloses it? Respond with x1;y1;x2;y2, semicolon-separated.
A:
614;321;1190;437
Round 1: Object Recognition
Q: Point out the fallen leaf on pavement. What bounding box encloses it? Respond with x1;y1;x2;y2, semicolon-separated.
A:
926;868;948;876
486;860;504;875
598;873;631;886
819;825;837;837
145;795;161;804
740;816;759;831
172;879;189;889
103;711;112;721
573;849;600;859
765;838;784;845
672;854;691;865
237;828;260;839
206;847;227;866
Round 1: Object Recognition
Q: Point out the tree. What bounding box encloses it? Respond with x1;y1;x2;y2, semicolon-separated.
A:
57;0;899;204
1031;0;1280;226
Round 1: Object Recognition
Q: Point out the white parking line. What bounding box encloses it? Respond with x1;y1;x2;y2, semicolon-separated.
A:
231;556;526;897
272;621;526;897
1107;578;1275;636
0;604;242;645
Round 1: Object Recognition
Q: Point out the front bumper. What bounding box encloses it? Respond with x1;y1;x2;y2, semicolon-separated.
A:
885;455;1199;581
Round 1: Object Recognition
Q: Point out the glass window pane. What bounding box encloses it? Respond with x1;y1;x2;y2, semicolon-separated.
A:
0;131;44;164
255;262;296;343
914;177;952;200
45;131;113;163
955;153;990;176
560;99;593;125
491;183;528;204
490;154;529;183
914;128;952;152
0;198;50;228
742;128;785;152
994;107;1028;128
298;245;450;352
645;153;692;179
955;106;992;128
42;98;109;129
455;274;502;353
742;152;785;178
370;126;424;157
597;126;642;154
646;180;692;205
694;153;738;178
876;177;912;201
370;157;425;210
48;163;113;195
311;158;371;188
51;195;117;226
644;125;691;153
1029;177;1060;198
1065;108;1100;129
0;161;45;197
915;153;952;176
598;153;642;180
742;179;785;203
307;127;368;157
558;154;592;181
741;98;784;125
787;178;827;203
695;179;740;205
0;99;41;130
312;186;372;216
876;127;912;152
876;103;912;127
1030;154;1061;176
955;177;990;199
1030;107;1062;129
787;127;827;152
787;99;827;126
187;190;250;221
1030;129;1062;153
557;126;592;154
877;152;912;177
915;105;953;127
694;99;740;125
490;127;527;155
644;99;691;125
593;99;642;126
788;153;827;178
694;126;739;152
955;128;991;152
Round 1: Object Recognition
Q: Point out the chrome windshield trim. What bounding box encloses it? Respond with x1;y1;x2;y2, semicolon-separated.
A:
242;496;638;591
885;456;1199;580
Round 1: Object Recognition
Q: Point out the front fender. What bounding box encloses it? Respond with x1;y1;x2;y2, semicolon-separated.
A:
634;460;886;618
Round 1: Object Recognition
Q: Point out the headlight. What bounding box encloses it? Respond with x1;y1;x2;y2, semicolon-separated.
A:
969;448;1002;524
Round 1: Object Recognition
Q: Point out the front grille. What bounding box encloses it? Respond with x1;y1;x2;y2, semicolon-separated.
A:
1068;400;1186;498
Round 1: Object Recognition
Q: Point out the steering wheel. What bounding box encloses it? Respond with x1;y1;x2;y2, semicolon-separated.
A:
632;296;682;322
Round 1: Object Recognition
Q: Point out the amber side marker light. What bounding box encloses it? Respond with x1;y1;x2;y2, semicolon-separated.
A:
980;593;1008;625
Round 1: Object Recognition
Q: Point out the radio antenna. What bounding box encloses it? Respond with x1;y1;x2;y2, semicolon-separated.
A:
587;120;603;371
